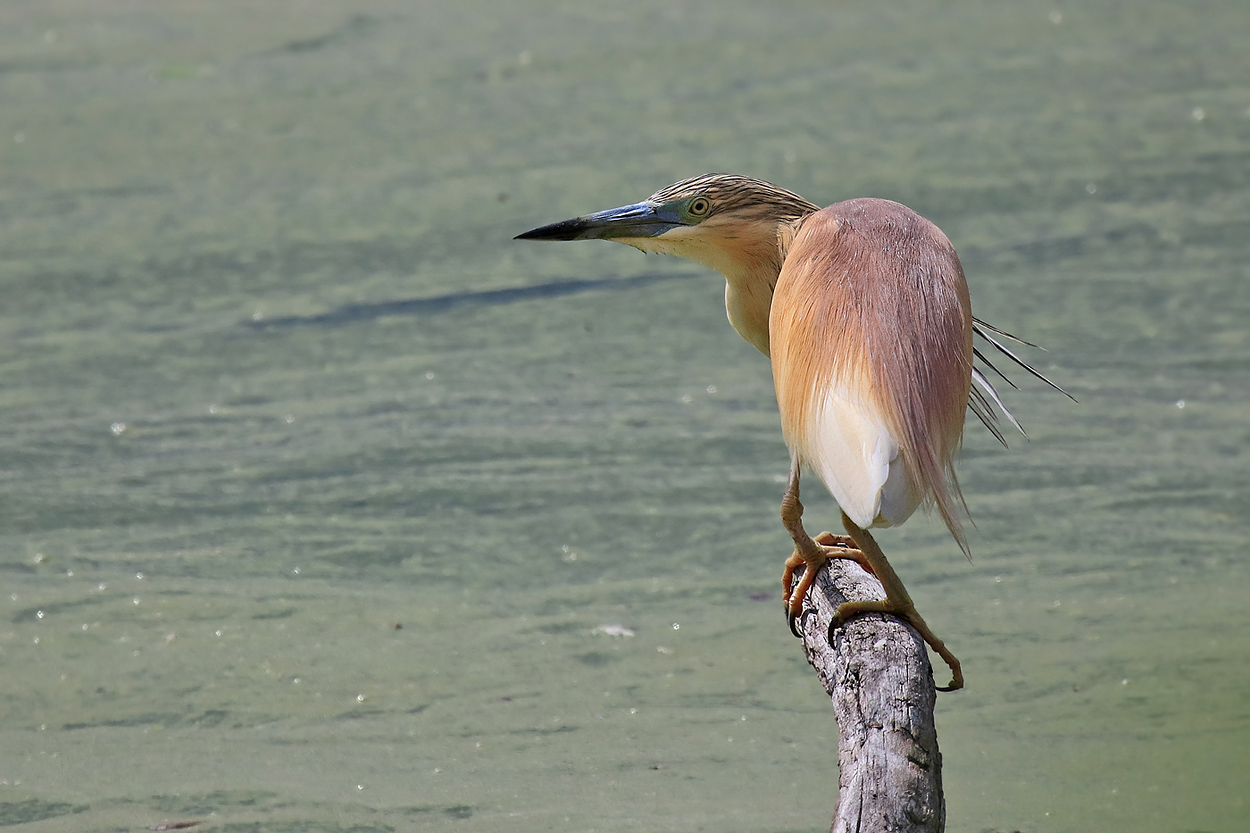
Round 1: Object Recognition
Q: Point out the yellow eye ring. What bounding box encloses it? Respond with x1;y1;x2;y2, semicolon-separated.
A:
689;197;711;216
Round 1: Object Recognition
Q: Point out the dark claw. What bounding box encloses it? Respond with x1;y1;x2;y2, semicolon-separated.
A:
826;610;851;646
788;604;819;638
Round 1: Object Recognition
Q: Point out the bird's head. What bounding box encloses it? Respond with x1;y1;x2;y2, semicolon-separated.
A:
515;174;819;278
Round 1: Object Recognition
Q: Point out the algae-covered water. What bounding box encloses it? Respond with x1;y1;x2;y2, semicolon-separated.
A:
1;2;1247;831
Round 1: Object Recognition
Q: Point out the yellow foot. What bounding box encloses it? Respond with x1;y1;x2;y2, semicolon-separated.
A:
829;598;965;692
782;532;865;637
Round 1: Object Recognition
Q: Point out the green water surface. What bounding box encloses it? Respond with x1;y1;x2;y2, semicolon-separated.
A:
0;2;1247;831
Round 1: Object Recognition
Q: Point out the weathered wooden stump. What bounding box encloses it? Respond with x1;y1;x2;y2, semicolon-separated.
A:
790;559;945;833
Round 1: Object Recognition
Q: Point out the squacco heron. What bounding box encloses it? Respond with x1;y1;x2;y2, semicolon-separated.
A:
517;174;1068;691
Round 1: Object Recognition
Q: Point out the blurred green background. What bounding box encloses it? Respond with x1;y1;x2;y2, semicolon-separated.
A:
0;1;1246;831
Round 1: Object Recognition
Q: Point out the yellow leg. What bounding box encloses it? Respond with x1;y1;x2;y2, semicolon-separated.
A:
836;513;964;692
778;457;964;692
780;457;869;635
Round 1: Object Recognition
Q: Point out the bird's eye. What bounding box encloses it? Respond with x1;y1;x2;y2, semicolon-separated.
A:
688;197;711;216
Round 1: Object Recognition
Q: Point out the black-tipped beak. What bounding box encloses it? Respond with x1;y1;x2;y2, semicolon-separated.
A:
515;201;681;242
514;216;604;241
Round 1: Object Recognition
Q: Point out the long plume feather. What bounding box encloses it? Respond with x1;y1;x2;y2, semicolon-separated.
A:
968;318;1074;445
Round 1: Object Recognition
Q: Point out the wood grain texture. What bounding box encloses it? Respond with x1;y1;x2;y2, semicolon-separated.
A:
790;559;945;833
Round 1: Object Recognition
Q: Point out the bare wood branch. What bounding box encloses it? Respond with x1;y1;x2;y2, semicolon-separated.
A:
790;558;946;833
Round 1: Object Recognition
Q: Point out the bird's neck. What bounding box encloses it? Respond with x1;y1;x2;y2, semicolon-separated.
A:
623;216;806;356
721;259;781;356
717;218;805;357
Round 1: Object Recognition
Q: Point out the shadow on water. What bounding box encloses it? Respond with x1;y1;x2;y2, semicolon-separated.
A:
245;271;700;329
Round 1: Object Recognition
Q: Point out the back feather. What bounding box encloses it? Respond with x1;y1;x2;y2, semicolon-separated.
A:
771;199;973;553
